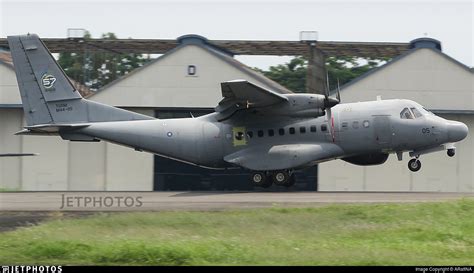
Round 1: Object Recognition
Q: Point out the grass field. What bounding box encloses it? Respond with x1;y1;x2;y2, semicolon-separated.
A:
1;199;474;265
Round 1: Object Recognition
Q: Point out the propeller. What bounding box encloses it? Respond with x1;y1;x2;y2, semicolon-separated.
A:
323;73;341;142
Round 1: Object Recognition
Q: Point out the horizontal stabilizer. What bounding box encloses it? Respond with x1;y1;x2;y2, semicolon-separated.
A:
16;124;90;135
0;153;38;157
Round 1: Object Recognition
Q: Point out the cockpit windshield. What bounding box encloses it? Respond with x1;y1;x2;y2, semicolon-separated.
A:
400;108;414;119
400;106;429;119
410;107;422;118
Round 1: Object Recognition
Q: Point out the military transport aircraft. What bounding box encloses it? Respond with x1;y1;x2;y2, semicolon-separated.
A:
7;34;468;187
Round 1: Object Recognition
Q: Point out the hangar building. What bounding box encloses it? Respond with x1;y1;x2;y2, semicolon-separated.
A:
0;36;472;192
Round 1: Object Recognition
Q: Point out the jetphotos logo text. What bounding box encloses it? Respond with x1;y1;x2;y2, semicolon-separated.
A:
1;265;62;273
60;194;143;209
41;74;56;90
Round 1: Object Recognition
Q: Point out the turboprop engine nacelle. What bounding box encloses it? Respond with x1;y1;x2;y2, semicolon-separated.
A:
271;94;329;118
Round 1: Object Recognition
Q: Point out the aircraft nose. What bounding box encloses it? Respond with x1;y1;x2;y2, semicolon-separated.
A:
447;121;468;142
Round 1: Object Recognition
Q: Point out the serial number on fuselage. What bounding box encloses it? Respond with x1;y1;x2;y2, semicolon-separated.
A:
55;103;73;112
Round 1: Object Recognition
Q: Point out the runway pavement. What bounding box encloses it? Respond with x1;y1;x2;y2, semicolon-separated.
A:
1;191;473;211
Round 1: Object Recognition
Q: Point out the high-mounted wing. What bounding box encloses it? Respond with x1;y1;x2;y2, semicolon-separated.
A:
224;143;344;171
215;80;288;121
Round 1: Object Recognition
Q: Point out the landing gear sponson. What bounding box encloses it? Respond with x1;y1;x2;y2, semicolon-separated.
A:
251;170;295;188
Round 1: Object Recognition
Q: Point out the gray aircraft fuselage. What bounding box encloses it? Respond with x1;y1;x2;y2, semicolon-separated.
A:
77;97;468;171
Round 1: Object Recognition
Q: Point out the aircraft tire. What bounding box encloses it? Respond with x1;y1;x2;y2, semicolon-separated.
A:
272;171;290;186
408;159;421;172
251;172;267;186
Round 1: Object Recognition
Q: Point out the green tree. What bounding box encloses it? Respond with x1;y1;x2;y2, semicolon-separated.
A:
254;57;308;92
255;56;389;93
58;32;149;91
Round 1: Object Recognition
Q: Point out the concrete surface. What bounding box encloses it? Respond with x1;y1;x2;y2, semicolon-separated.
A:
1;191;473;211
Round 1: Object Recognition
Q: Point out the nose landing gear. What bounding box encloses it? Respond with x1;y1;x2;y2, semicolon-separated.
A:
408;158;422;172
447;148;455;157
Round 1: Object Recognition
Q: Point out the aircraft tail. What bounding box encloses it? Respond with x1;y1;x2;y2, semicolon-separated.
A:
7;34;153;127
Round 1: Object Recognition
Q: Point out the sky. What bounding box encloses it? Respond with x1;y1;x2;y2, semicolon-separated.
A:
0;0;472;69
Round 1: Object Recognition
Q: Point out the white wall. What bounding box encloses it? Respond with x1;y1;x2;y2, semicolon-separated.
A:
91;45;284;108
0;108;154;191
0;109;22;190
339;49;473;111
0;64;22;104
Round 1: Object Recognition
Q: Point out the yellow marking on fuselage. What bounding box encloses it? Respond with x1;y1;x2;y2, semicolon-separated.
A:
232;127;247;146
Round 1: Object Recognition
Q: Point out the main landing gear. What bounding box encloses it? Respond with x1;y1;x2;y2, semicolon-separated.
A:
251;170;295;188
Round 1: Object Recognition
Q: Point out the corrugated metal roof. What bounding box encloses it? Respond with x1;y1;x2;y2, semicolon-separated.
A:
0;38;410;57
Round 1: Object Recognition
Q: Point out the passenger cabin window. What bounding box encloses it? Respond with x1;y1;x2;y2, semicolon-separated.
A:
258;130;264;137
279;128;285;136
247;131;253;138
289;127;295;134
400;108;414;119
411;108;422;118
300;127;306;133
310;125;317;132
352;121;359;129
268;129;274;136
321;124;327;132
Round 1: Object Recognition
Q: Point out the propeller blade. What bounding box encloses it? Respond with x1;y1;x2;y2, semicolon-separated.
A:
326;107;336;143
325;71;330;99
336;78;341;102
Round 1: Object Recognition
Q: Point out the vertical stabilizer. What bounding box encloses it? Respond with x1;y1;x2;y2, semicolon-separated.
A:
7;34;154;126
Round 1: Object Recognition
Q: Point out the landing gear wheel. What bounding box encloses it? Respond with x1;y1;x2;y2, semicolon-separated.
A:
284;176;296;187
272;171;290;186
251;172;273;188
447;149;455;157
408;159;421;172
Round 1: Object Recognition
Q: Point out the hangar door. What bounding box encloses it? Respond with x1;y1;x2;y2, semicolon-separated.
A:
153;109;318;191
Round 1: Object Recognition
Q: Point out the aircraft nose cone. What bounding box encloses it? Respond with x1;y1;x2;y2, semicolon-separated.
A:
448;121;468;142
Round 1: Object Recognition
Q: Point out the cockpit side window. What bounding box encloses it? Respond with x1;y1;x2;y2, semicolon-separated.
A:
411;107;422;118
400;108;414;119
